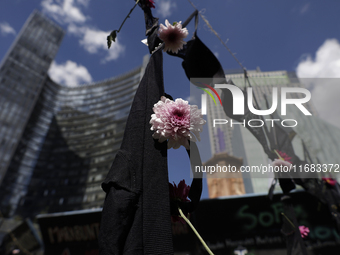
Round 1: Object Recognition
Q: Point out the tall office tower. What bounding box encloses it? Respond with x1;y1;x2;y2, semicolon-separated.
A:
0;11;64;215
14;68;144;218
206;91;234;156
0;11;147;218
206;68;340;194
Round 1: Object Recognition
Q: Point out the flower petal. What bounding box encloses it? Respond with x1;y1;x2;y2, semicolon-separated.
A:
150;97;205;150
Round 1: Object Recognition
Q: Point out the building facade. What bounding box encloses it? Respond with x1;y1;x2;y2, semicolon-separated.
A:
204;153;245;198
0;10;64;185
0;11;147;218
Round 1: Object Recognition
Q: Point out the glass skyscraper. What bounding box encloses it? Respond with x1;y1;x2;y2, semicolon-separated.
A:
0;11;147;218
0;11;64;184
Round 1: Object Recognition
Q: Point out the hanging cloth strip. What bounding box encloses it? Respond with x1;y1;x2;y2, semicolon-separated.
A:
281;195;308;255
99;2;173;254
99;48;173;255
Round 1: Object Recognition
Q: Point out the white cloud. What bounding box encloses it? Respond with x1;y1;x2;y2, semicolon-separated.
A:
42;0;123;63
309;80;340;127
41;0;87;24
79;27;107;54
0;22;16;36
155;0;177;18
41;0;124;63
79;27;125;63
67;23;82;36
48;60;93;87
76;0;90;7
297;39;340;78
296;39;340;128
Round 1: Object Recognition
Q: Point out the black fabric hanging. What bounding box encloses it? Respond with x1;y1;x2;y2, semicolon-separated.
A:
294;178;340;233
220;76;276;161
99;48;173;255
99;2;173;254
168;141;203;219
168;11;276;161
281;196;308;255
167;10;226;87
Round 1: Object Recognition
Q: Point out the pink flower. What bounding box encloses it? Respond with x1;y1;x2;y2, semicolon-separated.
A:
145;0;155;8
169;180;190;223
150;96;206;149
158;20;188;54
277;151;292;163
299;225;310;238
169;180;190;203
322;177;337;186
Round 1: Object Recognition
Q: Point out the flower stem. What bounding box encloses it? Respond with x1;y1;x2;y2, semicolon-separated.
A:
178;207;214;255
281;212;296;229
117;0;140;33
274;149;284;161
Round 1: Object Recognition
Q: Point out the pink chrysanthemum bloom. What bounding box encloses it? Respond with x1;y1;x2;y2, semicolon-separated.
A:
169;180;190;223
299;225;310;238
145;0;155;8
150;96;206;149
322;177;337;186
158;20;188;54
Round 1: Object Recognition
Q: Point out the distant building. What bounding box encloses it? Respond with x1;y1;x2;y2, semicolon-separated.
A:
204;153;245;198
206;68;340;194
0;11;147;218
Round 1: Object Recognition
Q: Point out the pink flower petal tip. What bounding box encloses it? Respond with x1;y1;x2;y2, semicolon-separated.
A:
299;225;310;238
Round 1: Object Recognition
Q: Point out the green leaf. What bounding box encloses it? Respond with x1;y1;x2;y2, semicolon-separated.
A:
107;30;117;49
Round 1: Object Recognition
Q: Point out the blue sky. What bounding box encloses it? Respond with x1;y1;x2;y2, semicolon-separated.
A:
1;0;340;199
